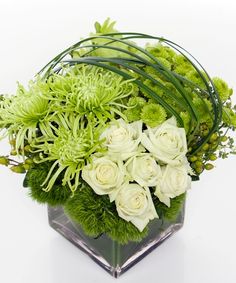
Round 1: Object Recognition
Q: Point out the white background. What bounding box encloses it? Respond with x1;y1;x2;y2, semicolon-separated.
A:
0;0;236;282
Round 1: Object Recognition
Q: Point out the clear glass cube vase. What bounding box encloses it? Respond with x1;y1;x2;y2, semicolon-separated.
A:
48;202;185;278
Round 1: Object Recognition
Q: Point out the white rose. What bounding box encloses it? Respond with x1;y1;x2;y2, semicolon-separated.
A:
115;183;158;232
155;164;191;207
100;119;142;160
127;153;162;187
82;156;125;201
141;116;187;166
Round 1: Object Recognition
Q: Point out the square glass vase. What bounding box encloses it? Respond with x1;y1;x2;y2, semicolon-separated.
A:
48;203;185;278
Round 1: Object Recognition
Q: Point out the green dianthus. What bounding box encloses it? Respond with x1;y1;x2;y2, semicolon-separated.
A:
23;162;71;206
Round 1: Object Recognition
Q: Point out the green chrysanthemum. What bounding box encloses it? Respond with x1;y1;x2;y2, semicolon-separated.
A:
124;97;146;122
192;97;212;125
173;55;194;76
185;70;208;89
31;114;104;193
180;111;191;133
44;65;134;121
141;103;167;127
145;43;176;64
0;81;49;151
212;77;233;102
222;107;236;127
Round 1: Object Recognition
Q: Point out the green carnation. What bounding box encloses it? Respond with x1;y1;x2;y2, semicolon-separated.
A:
141;103;167;127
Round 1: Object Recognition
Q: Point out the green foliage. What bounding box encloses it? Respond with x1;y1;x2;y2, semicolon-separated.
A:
23;162;71;206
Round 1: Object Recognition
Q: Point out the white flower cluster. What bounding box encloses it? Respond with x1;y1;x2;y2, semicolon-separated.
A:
82;117;191;232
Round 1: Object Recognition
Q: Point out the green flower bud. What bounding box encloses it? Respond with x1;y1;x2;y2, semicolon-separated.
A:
210;141;218;149
205;163;214;170
24;145;31;152
202;143;209;151
195;161;203;167
195;166;203;174
203;130;209;136
10;165;26;174
9;139;16;146
189;156;197;162
10;150;17;156
0;156;9;166
209;133;218;143
25;158;34;165
221;136;228;142
23;164;31;170
209;154;217;161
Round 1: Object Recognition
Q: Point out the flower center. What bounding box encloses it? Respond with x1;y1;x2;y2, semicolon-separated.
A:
109;127;128;144
96;164;116;184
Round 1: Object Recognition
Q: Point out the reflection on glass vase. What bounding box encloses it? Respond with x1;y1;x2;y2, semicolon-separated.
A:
48;201;185;278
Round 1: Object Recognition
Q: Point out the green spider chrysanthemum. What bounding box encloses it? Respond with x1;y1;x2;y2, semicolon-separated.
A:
141;103;167;127
0;81;49;151
43;65;134;121
31;114;104;193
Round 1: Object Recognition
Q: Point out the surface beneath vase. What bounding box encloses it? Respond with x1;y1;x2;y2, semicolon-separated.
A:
48;205;185;278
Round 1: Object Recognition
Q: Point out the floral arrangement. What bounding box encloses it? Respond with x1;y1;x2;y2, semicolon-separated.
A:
0;19;235;243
